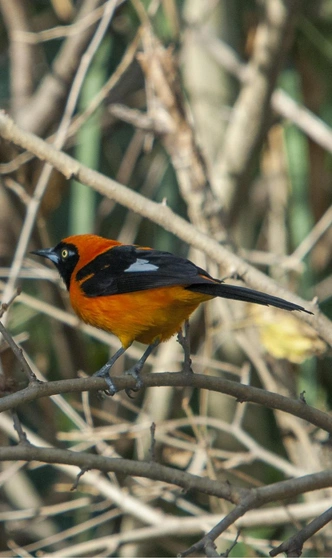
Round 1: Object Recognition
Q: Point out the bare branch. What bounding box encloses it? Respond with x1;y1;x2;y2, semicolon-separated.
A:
0;371;331;434
0;0;35;115
270;506;332;557
15;0;110;134
0;113;325;345
0;444;243;503
1;0;118;312
137;24;223;237
1;444;332;507
201;33;332;156
0;319;38;383
212;0;301;215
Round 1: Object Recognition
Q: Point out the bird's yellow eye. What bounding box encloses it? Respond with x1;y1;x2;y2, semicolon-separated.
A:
61;249;69;260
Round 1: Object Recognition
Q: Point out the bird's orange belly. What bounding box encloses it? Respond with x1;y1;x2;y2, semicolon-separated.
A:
70;285;212;348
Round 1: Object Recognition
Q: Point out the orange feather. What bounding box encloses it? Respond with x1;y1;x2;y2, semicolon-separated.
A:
63;235;211;347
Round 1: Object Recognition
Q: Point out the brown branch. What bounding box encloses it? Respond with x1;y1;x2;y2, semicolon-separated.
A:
1;444;332;504
181;478;332;557
0;444;243;504
0;319;38;383
0;372;331;434
1;111;330;343
1;0;118;314
14;0;110;135
0;0;35;116
214;0;302;221
201;32;332;156
0;443;332;555
136;24;223;237
11;410;30;444
270;506;332;557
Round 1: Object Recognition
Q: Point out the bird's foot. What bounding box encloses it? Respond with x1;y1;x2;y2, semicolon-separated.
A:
94;364;117;396
93;347;127;396
124;365;144;397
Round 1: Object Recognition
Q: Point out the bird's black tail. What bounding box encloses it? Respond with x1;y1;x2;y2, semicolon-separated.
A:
187;283;312;314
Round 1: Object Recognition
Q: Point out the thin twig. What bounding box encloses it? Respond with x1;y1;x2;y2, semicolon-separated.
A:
221;530;241;557
12;411;30;444
149;421;157;462
14;5;106;43
177;321;193;374
0;288;37;383
290;205;332;262
0;320;38;383
1;0;118;318
270;506;332;557
201;31;332;155
71;468;89;491
0;287;21;318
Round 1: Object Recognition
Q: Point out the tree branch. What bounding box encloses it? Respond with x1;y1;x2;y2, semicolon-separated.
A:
0;0;35;116
0;443;331;557
14;0;109;135
0;112;328;343
270;506;332;557
0;371;331;434
213;0;302;221
1;444;332;505
200;30;332;156
0;444;243;503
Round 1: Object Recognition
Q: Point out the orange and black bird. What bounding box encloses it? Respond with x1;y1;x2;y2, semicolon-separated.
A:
32;234;312;393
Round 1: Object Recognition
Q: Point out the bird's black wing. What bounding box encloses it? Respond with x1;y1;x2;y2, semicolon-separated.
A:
76;245;312;314
76;245;214;297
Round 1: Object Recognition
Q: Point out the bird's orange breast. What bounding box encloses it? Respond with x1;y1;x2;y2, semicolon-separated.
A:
69;281;212;348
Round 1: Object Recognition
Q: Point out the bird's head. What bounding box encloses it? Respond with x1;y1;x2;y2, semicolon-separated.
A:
32;242;79;290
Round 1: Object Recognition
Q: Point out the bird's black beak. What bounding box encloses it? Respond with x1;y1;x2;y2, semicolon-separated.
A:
31;248;60;265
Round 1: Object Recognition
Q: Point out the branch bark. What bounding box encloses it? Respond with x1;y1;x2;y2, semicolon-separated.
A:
201;33;332;156
270;506;332;557
1;444;332;506
13;0;107;135
0;0;35;116
1;112;330;344
213;0;302;222
0;443;332;556
0;371;331;434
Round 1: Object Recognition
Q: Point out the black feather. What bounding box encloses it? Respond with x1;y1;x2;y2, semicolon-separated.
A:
77;246;214;297
187;283;312;314
76;244;311;314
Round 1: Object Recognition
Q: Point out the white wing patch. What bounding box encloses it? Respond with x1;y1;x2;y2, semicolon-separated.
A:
125;258;159;273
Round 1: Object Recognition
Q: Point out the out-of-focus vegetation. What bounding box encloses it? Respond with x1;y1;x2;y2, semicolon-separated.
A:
0;0;332;556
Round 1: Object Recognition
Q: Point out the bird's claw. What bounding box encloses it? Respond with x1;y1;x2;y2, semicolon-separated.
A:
94;364;117;396
93;360;144;397
124;365;143;397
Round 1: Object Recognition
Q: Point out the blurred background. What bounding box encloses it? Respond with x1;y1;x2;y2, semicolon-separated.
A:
0;0;332;555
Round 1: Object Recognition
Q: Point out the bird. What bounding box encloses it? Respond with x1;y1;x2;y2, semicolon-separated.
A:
32;234;312;394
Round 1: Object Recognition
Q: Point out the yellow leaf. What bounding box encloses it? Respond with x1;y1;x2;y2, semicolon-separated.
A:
249;306;326;363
